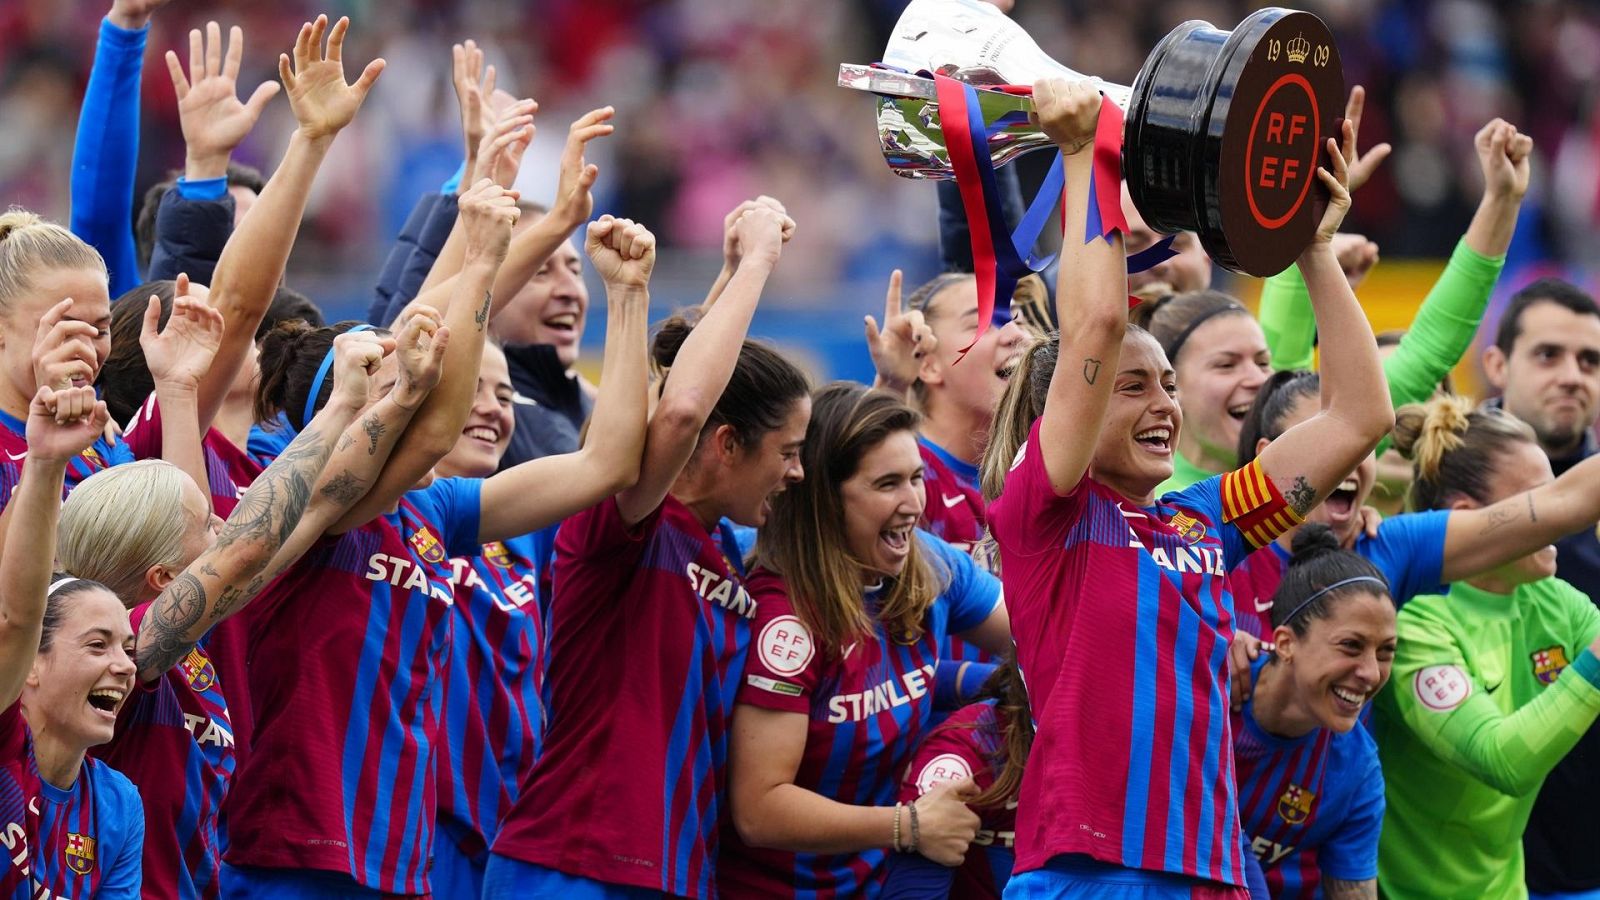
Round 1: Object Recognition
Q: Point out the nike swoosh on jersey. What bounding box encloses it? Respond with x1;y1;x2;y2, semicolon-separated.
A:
1253;595;1274;612
942;493;967;509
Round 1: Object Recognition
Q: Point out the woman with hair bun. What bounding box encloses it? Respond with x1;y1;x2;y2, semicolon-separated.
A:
1231;525;1394;899
1374;397;1600;900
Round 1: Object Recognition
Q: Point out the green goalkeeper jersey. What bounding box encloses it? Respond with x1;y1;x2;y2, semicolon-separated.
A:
1374;577;1600;899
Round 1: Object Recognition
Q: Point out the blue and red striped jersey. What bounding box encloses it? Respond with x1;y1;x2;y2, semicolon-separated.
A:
0;701;144;898
898;698;1018;899
492;495;755;899
91;603;234;900
0;407;130;511
987;421;1301;886
436;526;557;858
1232;655;1383;899
919;438;996;668
721;533;1000;897
222;477;481;894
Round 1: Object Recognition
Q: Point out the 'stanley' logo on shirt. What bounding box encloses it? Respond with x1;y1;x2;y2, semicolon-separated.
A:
1249;834;1295;865
685;562;756;619
827;663;936;723
364;554;454;604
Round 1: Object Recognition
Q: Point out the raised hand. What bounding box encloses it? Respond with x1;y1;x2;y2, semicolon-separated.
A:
475;98;537;189
1475;118;1533;201
30;299;100;394
1330;232;1380;289
108;0;172;31
865;269;937;396
730;204;788;269
1341;85;1391;193
452;39;494;169
458;178;522;265
1310;123;1355;245
278;15;385;141
142;273;226;394
585;216;656;290
166;22;281;179
1032;78;1100;155
391;306;449;409
722;196;795;273
326;328;393;414
913;777;982;866
26;386;110;458
551;107;616;229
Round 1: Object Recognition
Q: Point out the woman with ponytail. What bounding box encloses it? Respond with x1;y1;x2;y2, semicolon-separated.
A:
982;79;1390;899
722;382;1009;897
486;205;803;899
881;655;1033;899
1372;397;1600;900
1227;383;1600;642
1232;525;1394;899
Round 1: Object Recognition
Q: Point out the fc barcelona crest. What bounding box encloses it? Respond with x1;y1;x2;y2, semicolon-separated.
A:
482;541;513;568
64;832;95;875
79;446;105;470
409;527;446;564
1276;783;1315;825
1168;511;1207;545
180;647;216;692
1531;646;1571;686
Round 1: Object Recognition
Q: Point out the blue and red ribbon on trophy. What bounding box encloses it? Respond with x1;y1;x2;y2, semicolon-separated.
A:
921;70;1177;353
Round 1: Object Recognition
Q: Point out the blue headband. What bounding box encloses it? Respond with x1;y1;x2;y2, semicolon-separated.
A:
1279;575;1388;628
304;324;373;428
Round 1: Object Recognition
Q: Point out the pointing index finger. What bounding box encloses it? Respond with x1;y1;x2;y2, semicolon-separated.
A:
884;269;904;327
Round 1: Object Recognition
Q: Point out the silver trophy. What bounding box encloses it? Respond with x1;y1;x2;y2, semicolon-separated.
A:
839;0;1345;276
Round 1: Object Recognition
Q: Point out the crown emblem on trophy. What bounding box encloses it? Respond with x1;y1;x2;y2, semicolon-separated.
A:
1287;33;1312;63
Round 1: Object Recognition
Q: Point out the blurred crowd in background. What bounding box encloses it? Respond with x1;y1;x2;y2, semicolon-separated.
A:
2;0;1598;377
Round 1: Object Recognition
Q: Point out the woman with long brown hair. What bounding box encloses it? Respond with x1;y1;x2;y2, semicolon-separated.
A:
724;382;1011;896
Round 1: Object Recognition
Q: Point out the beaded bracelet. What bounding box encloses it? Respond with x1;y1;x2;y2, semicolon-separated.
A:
892;802;903;852
907;799;921;853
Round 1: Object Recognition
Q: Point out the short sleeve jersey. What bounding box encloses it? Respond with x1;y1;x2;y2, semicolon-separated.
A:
719;534;1000;897
1232;656;1382;899
120;392;264;759
222;477;481;895
436;526;557;858
0;407;131;510
897;699;1018;900
491;495;757;899
91;602;235;900
0;701;145;899
1229;510;1450;640
986;421;1302;886
918;439;997;667
1374;578;1600;900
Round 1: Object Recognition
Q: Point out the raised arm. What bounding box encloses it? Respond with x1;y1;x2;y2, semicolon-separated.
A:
327;179;519;533
140;277;225;507
865;269;937;403
614;205;787;526
0;387;108;708
477;217;652;541
133;339;376;681
703;196;793;311
189;15;381;434
70;0;170;295
1035;78;1127;495
1439;450;1600;583
1256;126;1395;516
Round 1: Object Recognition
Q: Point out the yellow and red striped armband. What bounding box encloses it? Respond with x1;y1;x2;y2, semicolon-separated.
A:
1220;460;1305;550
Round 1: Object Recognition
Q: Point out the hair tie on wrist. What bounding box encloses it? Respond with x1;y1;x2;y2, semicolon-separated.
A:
303;324;374;428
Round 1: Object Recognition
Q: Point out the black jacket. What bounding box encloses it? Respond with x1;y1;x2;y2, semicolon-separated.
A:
147;189;235;286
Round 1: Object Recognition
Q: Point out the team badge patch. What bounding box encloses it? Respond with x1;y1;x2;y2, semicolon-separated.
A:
482;541;513;568
758;615;814;676
1414;664;1472;712
1531;646;1571;686
64;833;95;875
1276;784;1315;824
180;647;216;692
915;753;974;795
79;446;105;470
1167;511;1207;544
409;526;446;564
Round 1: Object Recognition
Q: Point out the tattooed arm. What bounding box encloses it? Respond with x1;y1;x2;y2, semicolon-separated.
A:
0;388;108;708
341;179;518;528
1437;450;1600;582
132;334;383;680
1321;878;1376;900
1033;79;1126;497
1256;124;1393;516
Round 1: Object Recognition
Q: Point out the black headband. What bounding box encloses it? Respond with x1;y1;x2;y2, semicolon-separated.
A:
1164;303;1249;364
